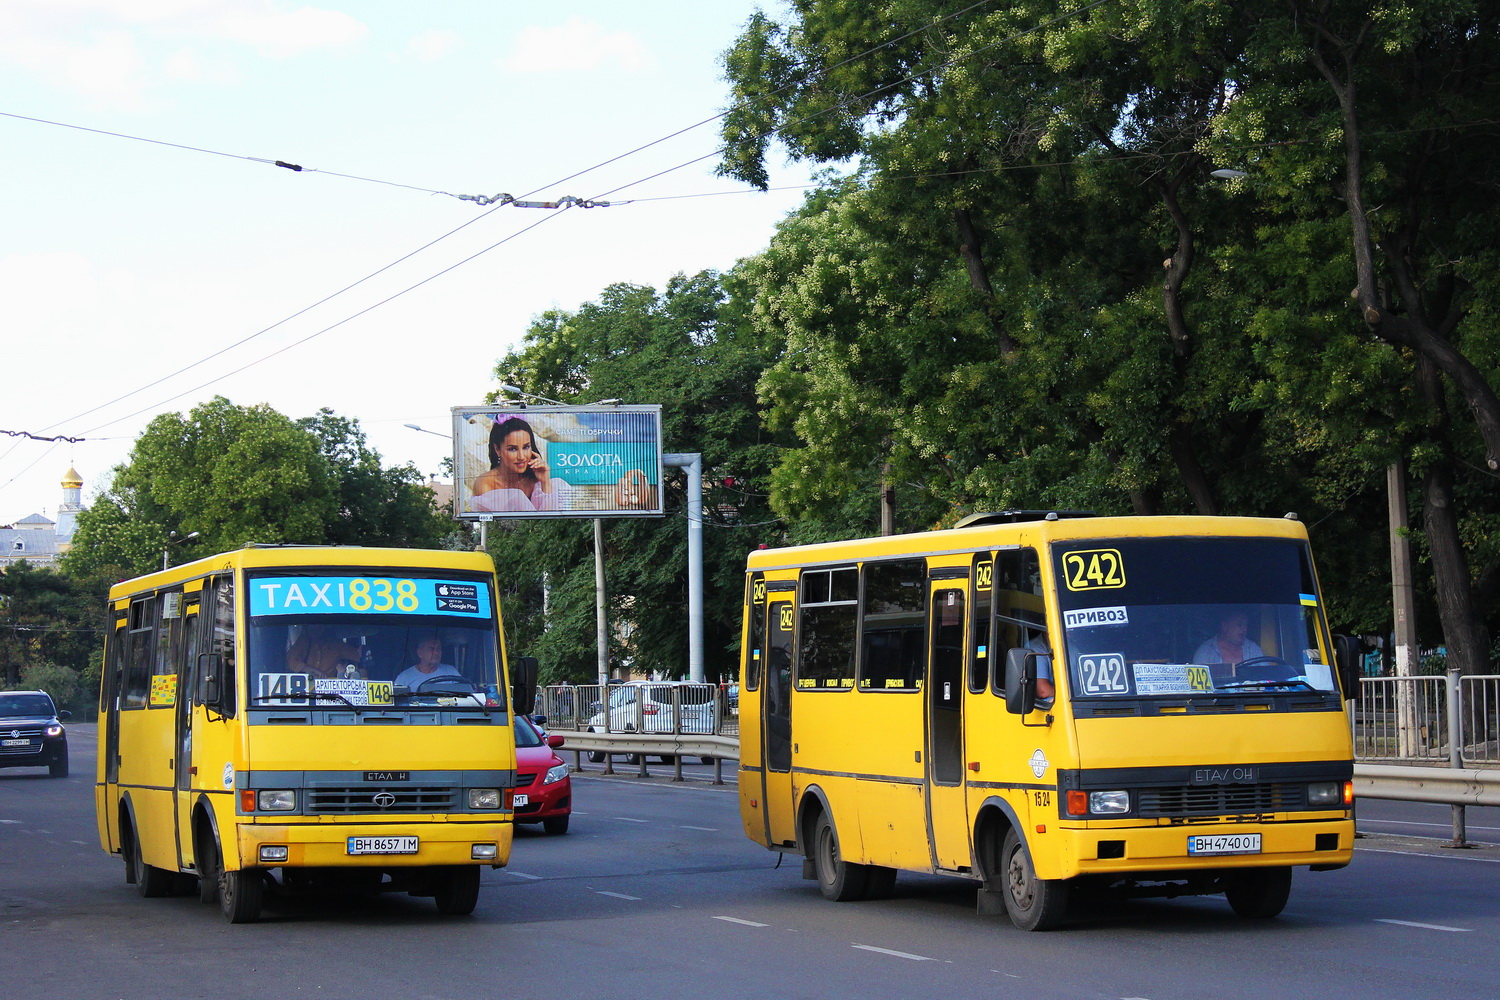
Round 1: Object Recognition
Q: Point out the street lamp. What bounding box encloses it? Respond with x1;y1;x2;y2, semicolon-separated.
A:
498;383;565;406
162;530;200;571
404;423;449;439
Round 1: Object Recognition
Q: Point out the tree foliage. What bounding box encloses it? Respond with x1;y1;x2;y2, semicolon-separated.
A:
717;0;1499;661
63;397;449;580
0;561;107;712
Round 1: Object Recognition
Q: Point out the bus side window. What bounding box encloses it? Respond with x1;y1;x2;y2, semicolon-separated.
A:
124;597;154;709
970;555;992;693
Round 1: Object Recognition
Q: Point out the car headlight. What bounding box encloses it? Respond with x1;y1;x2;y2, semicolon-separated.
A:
544;762;569;785
1307;781;1342;807
468;788;502;810
257;789;296;811
45;724;63;737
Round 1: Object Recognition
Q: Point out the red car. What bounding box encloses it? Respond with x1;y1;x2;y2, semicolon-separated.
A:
513;715;571;834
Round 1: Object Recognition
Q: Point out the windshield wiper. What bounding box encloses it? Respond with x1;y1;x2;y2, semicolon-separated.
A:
1218;678;1317;692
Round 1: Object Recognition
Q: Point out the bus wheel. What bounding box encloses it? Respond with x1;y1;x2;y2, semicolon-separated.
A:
862;865;897;900
433;865;480;915
197;830;220;904
1223;866;1292;919
812;812;868;902
220;866;264;923
129;820;173;898
1000;829;1068;931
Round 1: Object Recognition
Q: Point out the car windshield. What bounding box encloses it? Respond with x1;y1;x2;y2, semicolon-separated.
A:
1052;536;1338;699
244;570;503;713
0;693;55;717
514;716;543;747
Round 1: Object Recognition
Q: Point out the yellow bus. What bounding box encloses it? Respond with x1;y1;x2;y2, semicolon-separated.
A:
738;512;1358;930
95;545;537;923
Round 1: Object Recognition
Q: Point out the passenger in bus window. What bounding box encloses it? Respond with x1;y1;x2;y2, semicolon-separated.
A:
287;626;364;679
395;633;460;691
1025;632;1056;706
1192;612;1265;666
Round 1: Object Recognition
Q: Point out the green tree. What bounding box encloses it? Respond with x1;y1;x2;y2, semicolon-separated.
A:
0;561;107;702
63;397;449;579
486;272;785;684
718;1;1498;662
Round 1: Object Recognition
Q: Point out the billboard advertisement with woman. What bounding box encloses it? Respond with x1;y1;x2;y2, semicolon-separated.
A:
452;405;663;519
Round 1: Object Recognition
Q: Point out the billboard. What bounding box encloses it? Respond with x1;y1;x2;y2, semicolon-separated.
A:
452;405;664;519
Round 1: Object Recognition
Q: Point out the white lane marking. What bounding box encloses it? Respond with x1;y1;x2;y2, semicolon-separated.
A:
679;825;719;832
598;891;642;901
1358;846;1500;864
713;916;769;927
1375;919;1471;933
852;944;936;961
506;871;543;880
0;820;21;825
614;817;649;823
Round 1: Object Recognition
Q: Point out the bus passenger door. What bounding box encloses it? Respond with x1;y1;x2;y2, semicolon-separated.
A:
762;596;797;848
173;598;201;870
926;584;970;870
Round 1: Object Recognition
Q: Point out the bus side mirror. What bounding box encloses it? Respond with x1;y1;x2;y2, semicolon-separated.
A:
198;652;226;712
1004;647;1036;715
1333;634;1361;700
511;655;539;716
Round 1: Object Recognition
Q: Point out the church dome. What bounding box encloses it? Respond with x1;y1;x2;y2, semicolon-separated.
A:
61;467;83;489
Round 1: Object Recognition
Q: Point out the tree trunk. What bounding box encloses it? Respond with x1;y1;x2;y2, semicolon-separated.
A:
953;208;1019;356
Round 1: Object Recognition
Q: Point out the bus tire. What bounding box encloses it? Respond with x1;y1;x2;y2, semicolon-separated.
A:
1000;828;1068;931
197;827;220;904
812;812;868;902
862;865;897;900
1223;866;1292;919
433;865;480;915
129;819;173;898
220;866;264;924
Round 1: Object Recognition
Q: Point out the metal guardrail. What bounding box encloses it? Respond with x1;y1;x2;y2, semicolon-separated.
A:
1353;672;1500;766
541;677;1500;841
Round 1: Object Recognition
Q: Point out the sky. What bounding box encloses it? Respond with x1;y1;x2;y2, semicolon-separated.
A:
0;0;817;525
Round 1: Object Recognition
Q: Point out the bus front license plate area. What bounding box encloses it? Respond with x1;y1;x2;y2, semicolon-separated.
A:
347;836;419;856
1187;834;1261;856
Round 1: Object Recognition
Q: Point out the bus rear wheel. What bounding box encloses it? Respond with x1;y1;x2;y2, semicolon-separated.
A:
1223;866;1292;918
1000;829;1068;931
812;812;868;902
128;819;173;898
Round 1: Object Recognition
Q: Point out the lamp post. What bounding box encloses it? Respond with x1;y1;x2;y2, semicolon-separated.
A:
162;530;200;571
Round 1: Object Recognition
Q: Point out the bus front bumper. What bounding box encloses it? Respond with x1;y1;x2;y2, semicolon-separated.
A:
233;818;514;869
1044;815;1354;881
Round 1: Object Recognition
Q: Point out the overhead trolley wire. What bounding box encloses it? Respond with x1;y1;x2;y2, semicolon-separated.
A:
15;0;1029;440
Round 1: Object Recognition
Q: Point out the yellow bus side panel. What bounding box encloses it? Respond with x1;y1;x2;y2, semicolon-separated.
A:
795;688;929;870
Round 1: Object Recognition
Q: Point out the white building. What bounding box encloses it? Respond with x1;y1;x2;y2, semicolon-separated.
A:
0;468;85;570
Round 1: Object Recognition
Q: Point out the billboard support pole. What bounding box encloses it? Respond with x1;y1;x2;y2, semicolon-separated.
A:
665;453;703;683
594;518;609;688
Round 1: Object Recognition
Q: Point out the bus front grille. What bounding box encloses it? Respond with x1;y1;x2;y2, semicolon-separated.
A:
306;786;457;813
1137;783;1306;817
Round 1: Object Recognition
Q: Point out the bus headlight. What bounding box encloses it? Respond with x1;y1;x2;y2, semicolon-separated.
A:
1307;781;1342;806
1088;791;1131;815
544;762;569;785
257;790;296;811
468;788;502;810
259;845;289;863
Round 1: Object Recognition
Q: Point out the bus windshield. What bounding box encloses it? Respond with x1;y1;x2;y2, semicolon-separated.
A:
1051;536;1336;699
244;569;502;712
